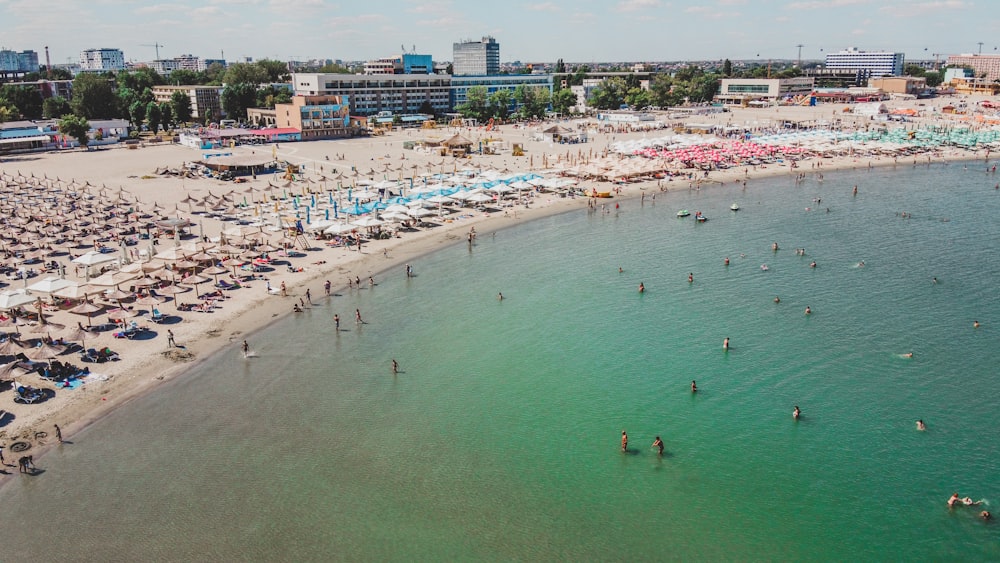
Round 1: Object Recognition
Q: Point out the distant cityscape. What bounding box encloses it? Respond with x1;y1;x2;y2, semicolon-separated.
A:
1;36;998;153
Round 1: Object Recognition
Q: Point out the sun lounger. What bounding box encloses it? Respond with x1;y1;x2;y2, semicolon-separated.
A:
150;308;165;323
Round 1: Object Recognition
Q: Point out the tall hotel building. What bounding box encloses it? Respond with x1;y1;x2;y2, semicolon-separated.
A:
452;37;500;76
825;47;904;77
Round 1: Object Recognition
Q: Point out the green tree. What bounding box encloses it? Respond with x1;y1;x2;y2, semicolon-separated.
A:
456;85;489;122
723;59;733;77
589;77;629;110
42;96;72;119
625;87;653;110
203;62;227;85
317;63;354;74
555;58;566;74
904;64;926;77
255;59;291;83
418;100;435;116
551;88;577;115
566;65;590;86
924;71;942;87
117;68;163;94
169;69;202;86
255;85;292;109
31;66;73;80
488;89;513;120
170;90;192;123
0;85;44;119
58;114;90;146
71;73;117;119
146;101;161;134
223;63;268;85
649;74;682;107
129;100;147;128
0;100;15;123
159;102;173;129
221;82;258;122
513;85;551;119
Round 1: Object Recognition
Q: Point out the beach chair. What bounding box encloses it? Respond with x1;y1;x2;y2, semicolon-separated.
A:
150;308;165;323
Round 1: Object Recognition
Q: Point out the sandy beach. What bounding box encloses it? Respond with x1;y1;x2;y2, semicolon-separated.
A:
0;97;994;460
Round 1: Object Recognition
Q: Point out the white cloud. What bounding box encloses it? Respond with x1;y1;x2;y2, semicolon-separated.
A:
617;0;662;12
405;1;452;14
786;0;868;9
526;2;559;11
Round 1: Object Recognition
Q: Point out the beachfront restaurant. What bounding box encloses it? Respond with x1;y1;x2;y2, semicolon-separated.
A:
0;121;54;154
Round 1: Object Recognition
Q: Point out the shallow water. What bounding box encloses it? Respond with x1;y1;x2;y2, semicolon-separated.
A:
3;162;1000;561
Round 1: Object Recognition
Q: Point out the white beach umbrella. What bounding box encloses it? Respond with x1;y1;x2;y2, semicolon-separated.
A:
0;290;36;310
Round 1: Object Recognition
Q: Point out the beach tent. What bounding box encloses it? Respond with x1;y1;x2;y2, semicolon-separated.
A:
0;290;36;311
26;277;77;295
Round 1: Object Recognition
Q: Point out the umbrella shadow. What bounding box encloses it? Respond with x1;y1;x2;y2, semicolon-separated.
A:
0;410;15;428
130;330;158;342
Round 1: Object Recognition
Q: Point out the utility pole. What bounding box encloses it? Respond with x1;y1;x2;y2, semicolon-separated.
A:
932;53;941;71
795;44;804;68
977;42;984;55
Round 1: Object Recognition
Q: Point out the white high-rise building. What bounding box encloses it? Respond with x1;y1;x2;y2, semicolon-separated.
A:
79;48;126;72
452;37;499;76
825;47;904;77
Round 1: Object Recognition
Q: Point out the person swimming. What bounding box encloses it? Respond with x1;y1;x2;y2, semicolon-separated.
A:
916;419;926;431
774;296;781;303
810;261;817;268
793;406;801;419
804;306;811;315
904;352;913;358
724;257;730;266
639;282;645;293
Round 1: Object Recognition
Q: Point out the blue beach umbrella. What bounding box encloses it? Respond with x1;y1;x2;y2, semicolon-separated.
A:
306;206;311;224
333;202;339;218
325;208;330;221
311;194;316;207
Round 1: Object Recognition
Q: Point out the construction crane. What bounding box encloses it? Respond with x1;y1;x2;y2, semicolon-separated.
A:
140;42;165;60
931;53;942;71
795;44;804;68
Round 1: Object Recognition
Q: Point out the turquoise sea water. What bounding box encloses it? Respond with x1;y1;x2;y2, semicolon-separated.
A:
2;162;1000;561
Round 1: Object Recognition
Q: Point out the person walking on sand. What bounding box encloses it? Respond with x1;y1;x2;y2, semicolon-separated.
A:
621;430;628;452
280;281;287;297
305;288;312;305
242;340;250;358
167;329;175;347
54;424;63;443
652;436;664;455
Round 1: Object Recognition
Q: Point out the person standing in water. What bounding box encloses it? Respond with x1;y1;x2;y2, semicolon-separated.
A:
621;430;628;452
916;420;926;431
242;340;250;358
691;380;697;393
652;436;664;455
638;282;645;293
793;406;801;419
723;337;729;350
334;314;340;331
392;359;398;374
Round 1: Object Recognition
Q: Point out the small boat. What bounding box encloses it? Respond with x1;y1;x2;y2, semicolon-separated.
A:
730;203;740;211
695;212;707;223
677;210;690;217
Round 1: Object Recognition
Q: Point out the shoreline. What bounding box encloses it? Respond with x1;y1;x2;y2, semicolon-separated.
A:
0;110;995;472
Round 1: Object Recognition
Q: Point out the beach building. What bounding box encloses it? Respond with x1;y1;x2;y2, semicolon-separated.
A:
450;74;554;113
715;78;815;106
946;54;1000;82
363;54;434;75
79;48;125;73
151;85;223;120
0;121;54;154
292;73;451;116
246;108;278;128
453;37;500;76
273;95;356;139
825;48;904;77
868;76;928;96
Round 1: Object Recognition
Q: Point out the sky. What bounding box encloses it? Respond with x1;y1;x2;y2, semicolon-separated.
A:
2;0;997;66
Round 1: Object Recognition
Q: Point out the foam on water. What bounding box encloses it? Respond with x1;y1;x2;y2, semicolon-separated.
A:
2;162;1000;560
